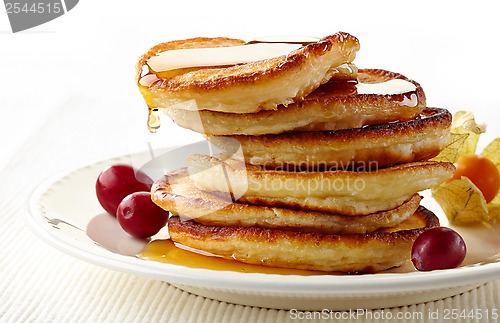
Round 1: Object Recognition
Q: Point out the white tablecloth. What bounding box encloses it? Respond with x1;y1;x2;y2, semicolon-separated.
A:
1;1;500;322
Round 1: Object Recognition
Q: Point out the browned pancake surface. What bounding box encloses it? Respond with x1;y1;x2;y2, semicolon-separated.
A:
162;69;426;135
152;168;421;234
167;206;439;273
207;107;452;169
187;154;454;215
136;33;360;113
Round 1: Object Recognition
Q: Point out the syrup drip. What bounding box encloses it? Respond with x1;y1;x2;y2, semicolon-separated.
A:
137;239;324;275
139;72;160;87
138;37;319;132
139;64;160;87
138;36;418;131
147;107;160;133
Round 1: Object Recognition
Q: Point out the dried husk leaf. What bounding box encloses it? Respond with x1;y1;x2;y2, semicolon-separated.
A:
431;133;469;163
452;111;486;159
482;138;500;168
432;177;489;225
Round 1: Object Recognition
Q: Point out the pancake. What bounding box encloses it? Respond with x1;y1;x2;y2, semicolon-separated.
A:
152;168;421;234
207;107;452;169
167;206;440;273
161;69;426;135
187;154;454;215
136;32;360;113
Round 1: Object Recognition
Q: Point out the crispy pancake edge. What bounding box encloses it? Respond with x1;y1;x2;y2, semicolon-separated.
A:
136;33;359;91
151;168;422;234
207;107;452;168
167;206;440;273
161;69;426;135
188;154;455;199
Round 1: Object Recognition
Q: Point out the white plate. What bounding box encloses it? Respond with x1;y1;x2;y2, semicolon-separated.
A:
26;143;500;310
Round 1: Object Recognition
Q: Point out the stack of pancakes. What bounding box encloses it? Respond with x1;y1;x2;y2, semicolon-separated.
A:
137;32;454;273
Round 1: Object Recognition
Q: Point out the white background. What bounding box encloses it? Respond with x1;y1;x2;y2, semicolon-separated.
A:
1;0;499;173
1;1;500;321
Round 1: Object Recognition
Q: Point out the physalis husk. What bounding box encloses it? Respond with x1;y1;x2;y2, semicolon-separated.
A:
431;113;500;226
432;111;485;163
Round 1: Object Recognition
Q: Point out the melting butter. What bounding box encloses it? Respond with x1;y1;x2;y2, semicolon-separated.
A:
147;42;304;72
141;36;317;133
356;79;417;95
247;35;319;44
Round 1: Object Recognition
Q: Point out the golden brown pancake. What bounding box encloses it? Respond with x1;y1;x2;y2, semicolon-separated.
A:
167;206;439;273
207;107;452;169
136;33;360;113
161;69;426;135
187;154;454;215
152;168;422;234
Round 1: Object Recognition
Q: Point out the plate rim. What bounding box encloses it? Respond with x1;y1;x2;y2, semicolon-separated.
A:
25;148;500;296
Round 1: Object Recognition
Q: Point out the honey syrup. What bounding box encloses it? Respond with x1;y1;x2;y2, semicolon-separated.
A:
147;107;160;133
137;239;323;275
137;37;418;133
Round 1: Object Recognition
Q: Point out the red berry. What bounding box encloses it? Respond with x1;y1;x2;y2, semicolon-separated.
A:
96;164;153;216
411;227;466;271
116;192;169;239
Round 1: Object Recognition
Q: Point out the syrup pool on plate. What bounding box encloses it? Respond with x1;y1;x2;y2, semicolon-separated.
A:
86;210;326;275
137;239;325;276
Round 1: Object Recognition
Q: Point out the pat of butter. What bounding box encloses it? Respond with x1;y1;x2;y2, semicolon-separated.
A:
356;79;417;95
146;42;306;72
147;36;318;72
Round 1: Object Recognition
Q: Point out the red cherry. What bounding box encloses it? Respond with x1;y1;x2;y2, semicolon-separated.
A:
96;164;153;216
411;227;466;271
116;192;169;239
